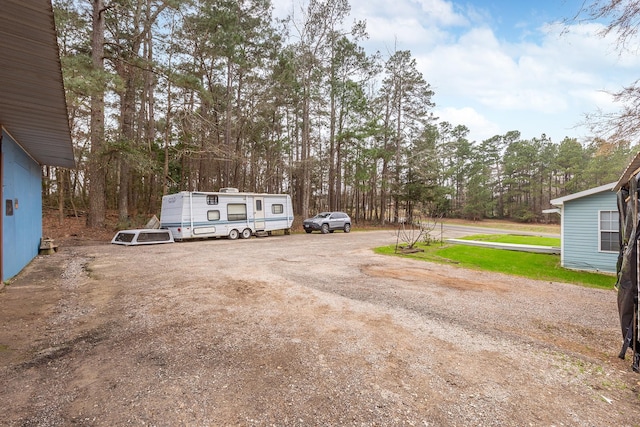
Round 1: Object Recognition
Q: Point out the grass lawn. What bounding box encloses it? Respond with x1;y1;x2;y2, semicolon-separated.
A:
375;234;615;290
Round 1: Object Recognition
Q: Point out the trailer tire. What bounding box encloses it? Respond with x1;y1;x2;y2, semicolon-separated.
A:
228;229;239;240
241;228;252;239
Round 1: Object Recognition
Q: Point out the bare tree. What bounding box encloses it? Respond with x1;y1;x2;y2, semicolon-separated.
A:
394;214;441;252
572;0;640;141
574;0;640;50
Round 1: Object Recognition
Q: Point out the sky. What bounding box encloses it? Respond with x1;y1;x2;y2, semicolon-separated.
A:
272;0;640;144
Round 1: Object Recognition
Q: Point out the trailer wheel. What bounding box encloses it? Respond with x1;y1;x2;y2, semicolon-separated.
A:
228;229;239;240
241;228;252;239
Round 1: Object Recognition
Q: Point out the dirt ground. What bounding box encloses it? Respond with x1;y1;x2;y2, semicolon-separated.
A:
1;217;639;426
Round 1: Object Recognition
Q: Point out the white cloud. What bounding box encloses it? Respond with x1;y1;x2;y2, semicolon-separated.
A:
569;88;617;111
415;22;624;141
418;28;522;106
413;0;468;27
352;0;467;27
364;16;445;50
352;0;464;51
418;19;639;123
270;0;295;20
435;106;501;141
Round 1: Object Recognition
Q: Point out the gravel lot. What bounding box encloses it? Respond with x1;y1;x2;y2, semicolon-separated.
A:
1;227;639;426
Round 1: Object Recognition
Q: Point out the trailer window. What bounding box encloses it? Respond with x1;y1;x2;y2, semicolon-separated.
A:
207;195;219;205
228;204;247;221
256;199;262;211
600;210;619;252
207;210;220;221
272;204;283;214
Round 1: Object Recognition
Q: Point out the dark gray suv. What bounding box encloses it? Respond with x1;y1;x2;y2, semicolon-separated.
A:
303;212;351;234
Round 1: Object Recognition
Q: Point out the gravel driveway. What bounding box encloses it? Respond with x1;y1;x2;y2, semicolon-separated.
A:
1;228;638;426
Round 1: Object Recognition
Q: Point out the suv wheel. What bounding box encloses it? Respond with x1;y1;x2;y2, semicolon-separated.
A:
321;223;330;234
344;223;351;233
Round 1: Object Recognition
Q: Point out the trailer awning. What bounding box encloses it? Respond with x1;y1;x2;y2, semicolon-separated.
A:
0;0;75;168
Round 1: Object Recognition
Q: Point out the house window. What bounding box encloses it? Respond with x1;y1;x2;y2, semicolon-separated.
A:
206;195;218;205
207;210;220;221
227;203;247;221
600;210;619;252
272;204;283;214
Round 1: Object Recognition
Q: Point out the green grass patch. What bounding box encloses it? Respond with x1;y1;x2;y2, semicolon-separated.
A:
459;234;560;247
375;235;614;289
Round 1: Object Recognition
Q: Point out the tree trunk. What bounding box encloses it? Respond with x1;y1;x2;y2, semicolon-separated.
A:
57;168;64;226
163;76;172;197
301;83;311;220
145;22;157;213
224;60;233;187
394;77;403;223
88;0;106;228
328;59;337;211
119;71;136;224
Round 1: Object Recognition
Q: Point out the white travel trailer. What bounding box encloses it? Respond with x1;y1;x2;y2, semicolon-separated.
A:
160;189;294;240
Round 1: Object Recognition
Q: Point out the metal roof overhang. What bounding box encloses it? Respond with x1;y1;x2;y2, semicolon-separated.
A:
614;151;640;192
549;182;616;206
0;0;75;168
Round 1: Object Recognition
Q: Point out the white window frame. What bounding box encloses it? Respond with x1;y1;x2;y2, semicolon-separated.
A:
227;203;247;221
598;210;619;253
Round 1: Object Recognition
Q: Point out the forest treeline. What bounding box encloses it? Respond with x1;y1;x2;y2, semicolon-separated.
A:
47;0;637;227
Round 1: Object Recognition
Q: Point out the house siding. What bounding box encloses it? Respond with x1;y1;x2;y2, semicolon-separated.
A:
562;191;618;273
2;130;43;281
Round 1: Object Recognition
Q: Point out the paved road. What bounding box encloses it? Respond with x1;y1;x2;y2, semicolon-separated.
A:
438;223;560;239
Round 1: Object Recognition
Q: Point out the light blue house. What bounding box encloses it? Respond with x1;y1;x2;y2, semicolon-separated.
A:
548;183;618;273
0;0;75;281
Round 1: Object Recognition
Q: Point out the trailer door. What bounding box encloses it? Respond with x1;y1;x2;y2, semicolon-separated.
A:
254;197;265;231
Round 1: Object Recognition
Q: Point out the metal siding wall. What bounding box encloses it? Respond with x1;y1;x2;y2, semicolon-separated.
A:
563;191;618;273
2;131;42;281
